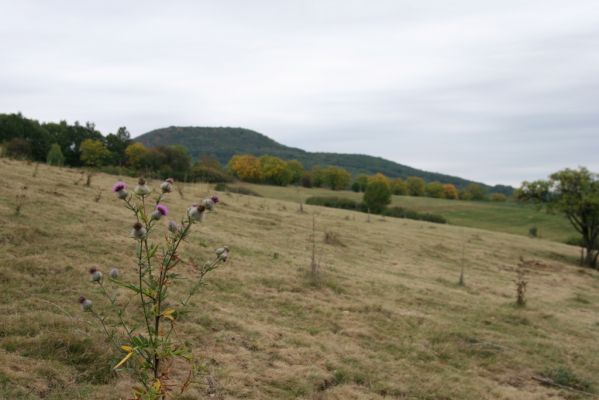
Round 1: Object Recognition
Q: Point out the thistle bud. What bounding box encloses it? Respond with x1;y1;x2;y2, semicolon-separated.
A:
131;222;147;240
109;267;119;279
112;181;128;200
168;220;180;233
201;198;216;211
187;204;206;222
215;246;229;262
151;204;169;220
160;178;174;193
79;296;93;311
89;267;103;282
134;177;151;196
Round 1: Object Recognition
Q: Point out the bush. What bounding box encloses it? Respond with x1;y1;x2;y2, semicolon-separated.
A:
96;165;138;177
305;196;446;224
529;226;538;238
382;206;447;224
305;196;361;210
490;192;507;202
192;165;233;183
3;138;32;159
214;183;261;197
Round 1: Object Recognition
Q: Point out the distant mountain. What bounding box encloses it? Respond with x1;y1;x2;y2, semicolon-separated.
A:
136;126;512;193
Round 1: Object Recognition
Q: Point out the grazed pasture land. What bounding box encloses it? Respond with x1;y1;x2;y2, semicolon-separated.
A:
235;182;575;242
0;159;598;399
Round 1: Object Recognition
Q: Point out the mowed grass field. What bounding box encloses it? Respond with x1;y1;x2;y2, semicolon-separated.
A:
235;182;576;243
1;158;599;399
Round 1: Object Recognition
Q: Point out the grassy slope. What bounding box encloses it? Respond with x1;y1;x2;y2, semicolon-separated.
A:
1;159;598;399
234;182;576;243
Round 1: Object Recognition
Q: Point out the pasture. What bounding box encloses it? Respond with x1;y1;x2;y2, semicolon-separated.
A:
0;159;597;399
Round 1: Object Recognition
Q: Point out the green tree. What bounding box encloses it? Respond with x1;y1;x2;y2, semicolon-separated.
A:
286;160;304;185
390;178;408;195
322;167;352;190
125;142;149;170
353;174;369;192
462;183;487;201
80;139;111;167
425;181;444;198
363;178;391;214
46;143;65;166
259;155;291;186
518;167;599;267
106;126;131;166
406;176;426;196
311;166;325;188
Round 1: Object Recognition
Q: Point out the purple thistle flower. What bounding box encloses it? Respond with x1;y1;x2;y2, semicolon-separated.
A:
211;196;219;204
112;181;127;193
156;204;168;216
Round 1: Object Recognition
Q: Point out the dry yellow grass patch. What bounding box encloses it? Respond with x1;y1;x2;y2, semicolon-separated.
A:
0;158;598;399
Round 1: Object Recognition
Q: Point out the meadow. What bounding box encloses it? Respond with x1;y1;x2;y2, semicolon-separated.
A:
235;182;576;243
1;158;598;399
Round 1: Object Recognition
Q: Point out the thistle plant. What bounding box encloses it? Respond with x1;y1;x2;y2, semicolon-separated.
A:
515;258;528;306
15;186;27;216
80;177;229;399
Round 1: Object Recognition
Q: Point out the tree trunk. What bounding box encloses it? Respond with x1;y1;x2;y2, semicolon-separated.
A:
583;246;597;268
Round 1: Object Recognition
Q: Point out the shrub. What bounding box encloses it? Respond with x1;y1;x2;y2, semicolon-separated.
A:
490;192;507;202
305;196;360;210
305;196;447;224
382;207;447;224
529;226;538;238
214;183;261;197
4;138;32;160
192;165;233;183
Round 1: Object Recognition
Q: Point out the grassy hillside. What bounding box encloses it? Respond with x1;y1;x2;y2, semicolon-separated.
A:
1;159;598;399
232;182;576;243
136;126;513;194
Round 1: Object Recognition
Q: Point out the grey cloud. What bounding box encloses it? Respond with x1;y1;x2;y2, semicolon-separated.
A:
1;0;598;186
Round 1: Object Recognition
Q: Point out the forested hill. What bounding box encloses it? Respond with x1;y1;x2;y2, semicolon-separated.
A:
136;126;512;193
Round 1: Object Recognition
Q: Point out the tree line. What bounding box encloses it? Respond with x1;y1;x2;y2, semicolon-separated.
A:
1;112;505;202
228;153;506;202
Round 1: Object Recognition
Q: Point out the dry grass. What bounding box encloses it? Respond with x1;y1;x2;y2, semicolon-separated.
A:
1;158;599;399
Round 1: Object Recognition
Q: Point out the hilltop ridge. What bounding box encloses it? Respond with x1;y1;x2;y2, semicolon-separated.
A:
136;126;513;194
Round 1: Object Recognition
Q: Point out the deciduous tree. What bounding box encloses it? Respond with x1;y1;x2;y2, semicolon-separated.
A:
518;167;599;267
406;176;425;196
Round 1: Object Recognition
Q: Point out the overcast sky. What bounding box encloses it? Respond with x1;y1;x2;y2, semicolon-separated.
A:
1;1;598;186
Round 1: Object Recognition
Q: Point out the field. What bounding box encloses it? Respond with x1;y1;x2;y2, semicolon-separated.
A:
1;158;599;399
235;182;576;243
